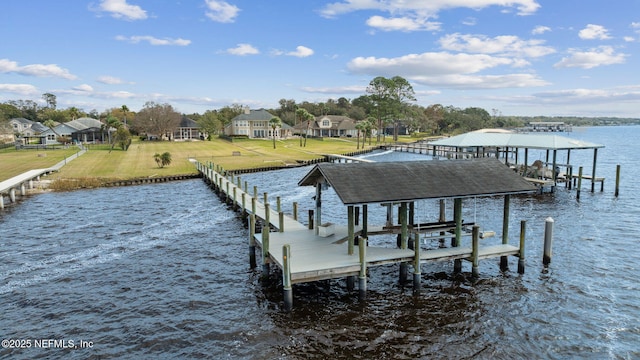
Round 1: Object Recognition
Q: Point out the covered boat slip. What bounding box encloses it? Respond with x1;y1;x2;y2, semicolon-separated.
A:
429;131;605;192
272;158;536;308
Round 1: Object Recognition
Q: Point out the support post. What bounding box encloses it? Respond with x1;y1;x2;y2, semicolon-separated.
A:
262;203;271;278
10;188;16;203
292;202;298;221
282;244;293;311
399;202;408;284
453;198;462;273
577;166;583;200
279;211;284;232
315;182;322;235
518;220;526;274
591;148;598;192
348;205;354;255
413;233;421;292
358;236;367;300
615;164;621;197
543;217;554;268
500;194;510;271
308;209;314;230
472;225;480;278
249;214;257;268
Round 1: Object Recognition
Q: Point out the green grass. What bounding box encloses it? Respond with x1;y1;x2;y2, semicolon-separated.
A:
0;136;418;183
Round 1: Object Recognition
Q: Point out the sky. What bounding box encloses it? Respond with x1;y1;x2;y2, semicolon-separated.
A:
2;0;640;117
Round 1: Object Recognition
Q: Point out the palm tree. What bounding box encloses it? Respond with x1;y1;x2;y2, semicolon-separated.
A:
269;116;282;149
355;121;365;149
153;152;172;168
303;111;314;147
121;105;129;127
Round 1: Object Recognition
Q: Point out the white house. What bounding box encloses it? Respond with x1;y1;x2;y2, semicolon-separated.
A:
225;107;290;139
41;117;107;144
295;115;358;138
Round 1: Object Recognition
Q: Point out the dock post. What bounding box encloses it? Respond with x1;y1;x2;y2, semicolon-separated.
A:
279;211;284;232
241;193;246;215
244;181;248;193
0;194;4;209
500;195;510;272
358;236;367;300
453;198;462;273
262;203;271;278
543;217;554;269
308;209;314;229
253;186;257;200
591;148;598;193
263;192;268;205
615;164;621;197
577;167;583;200
282;244;293;311
276;196;281;214
348;205;355;255
399;202;408;284
292;202;298;221
20;183;26;196
232;187;237;211
249;214;257;268
413;233;421;292
472;225;480;278
251;196;256;216
10;188;16;203
518;220;526;274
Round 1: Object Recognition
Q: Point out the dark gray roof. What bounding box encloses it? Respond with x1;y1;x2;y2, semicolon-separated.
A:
179;116;199;128
232;109;275;121
298;158;537;205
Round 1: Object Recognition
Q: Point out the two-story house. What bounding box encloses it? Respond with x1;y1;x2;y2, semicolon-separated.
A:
225;107;291;139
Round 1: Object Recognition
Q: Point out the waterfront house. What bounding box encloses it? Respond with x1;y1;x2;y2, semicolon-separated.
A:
295;115;358;138
41;117;107;144
225;107;290;139
174;116;206;141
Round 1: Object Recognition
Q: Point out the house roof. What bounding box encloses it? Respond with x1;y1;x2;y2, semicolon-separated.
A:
179;116;199;128
298;158;537;205
231;108;275;121
430;131;603;150
9;117;34;125
65;117;103;131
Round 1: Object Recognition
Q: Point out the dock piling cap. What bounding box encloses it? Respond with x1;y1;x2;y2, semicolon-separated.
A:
545;217;554;222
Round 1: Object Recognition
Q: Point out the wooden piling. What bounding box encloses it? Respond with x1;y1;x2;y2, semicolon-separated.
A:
543;217;554;267
453;198;463;273
518;220;526;274
308;209;314;229
262;203;271;277
615;164;621;197
500;194;510;271
249;214;257;268
413;232;421;291
348;205;355;255
577;166;583;200
292;202;298;221
399;202;408;283
282;244;293;311
472;225;480;278
359;235;367;300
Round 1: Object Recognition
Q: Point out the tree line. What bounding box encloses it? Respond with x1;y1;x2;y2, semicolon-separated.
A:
2;77;639;146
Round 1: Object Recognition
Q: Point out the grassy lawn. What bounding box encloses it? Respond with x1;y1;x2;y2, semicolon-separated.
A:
0;135;420;183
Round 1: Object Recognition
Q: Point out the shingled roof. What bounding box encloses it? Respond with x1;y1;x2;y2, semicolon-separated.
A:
298;158;537;205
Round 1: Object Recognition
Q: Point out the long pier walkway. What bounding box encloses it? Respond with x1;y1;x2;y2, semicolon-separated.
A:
0;147;86;209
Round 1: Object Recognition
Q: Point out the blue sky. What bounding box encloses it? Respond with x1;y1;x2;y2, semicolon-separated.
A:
2;0;640;117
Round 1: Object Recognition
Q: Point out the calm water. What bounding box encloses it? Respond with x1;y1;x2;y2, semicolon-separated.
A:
1;126;638;359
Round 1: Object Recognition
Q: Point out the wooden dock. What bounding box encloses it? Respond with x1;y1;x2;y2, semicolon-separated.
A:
196;159;530;310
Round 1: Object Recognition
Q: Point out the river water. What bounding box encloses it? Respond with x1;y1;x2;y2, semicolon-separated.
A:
1;126;638;359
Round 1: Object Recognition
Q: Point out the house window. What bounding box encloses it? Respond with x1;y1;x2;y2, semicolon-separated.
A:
322;119;330;127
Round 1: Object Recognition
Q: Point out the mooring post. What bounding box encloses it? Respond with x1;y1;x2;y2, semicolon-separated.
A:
244;181;248;193
253;185;257;200
262;203;271;278
276;196;281;213
472;225;480;278
0;194;4;209
292;202;298;221
518;220;526;274
399;202;408;284
500;194;510;272
308;209;314;230
348;205;355;255
413;232;421;292
20;183;26;196
232;187;237;210
358;236;367;300
241;193;246;215
279;211;284;232
453;198;463;273
577;166;583;200
543;217;554;268
10;188;16;203
263;192;268;205
251;196;256;216
249;214;257;268
615;164;621;197
282;244;293;311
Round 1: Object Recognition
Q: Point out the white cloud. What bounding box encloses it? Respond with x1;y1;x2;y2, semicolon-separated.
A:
347;51;549;89
554;46;626;69
320;0;540;20
439;33;555;58
205;0;240;23
366;15;440;32
287;46;314;58
226;43;259;56
97;75;125;84
0;58;77;80
0;83;39;95
532;25;551;35
98;0;147;20
115;35;191;46
72;84;94;92
579;24;611;40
